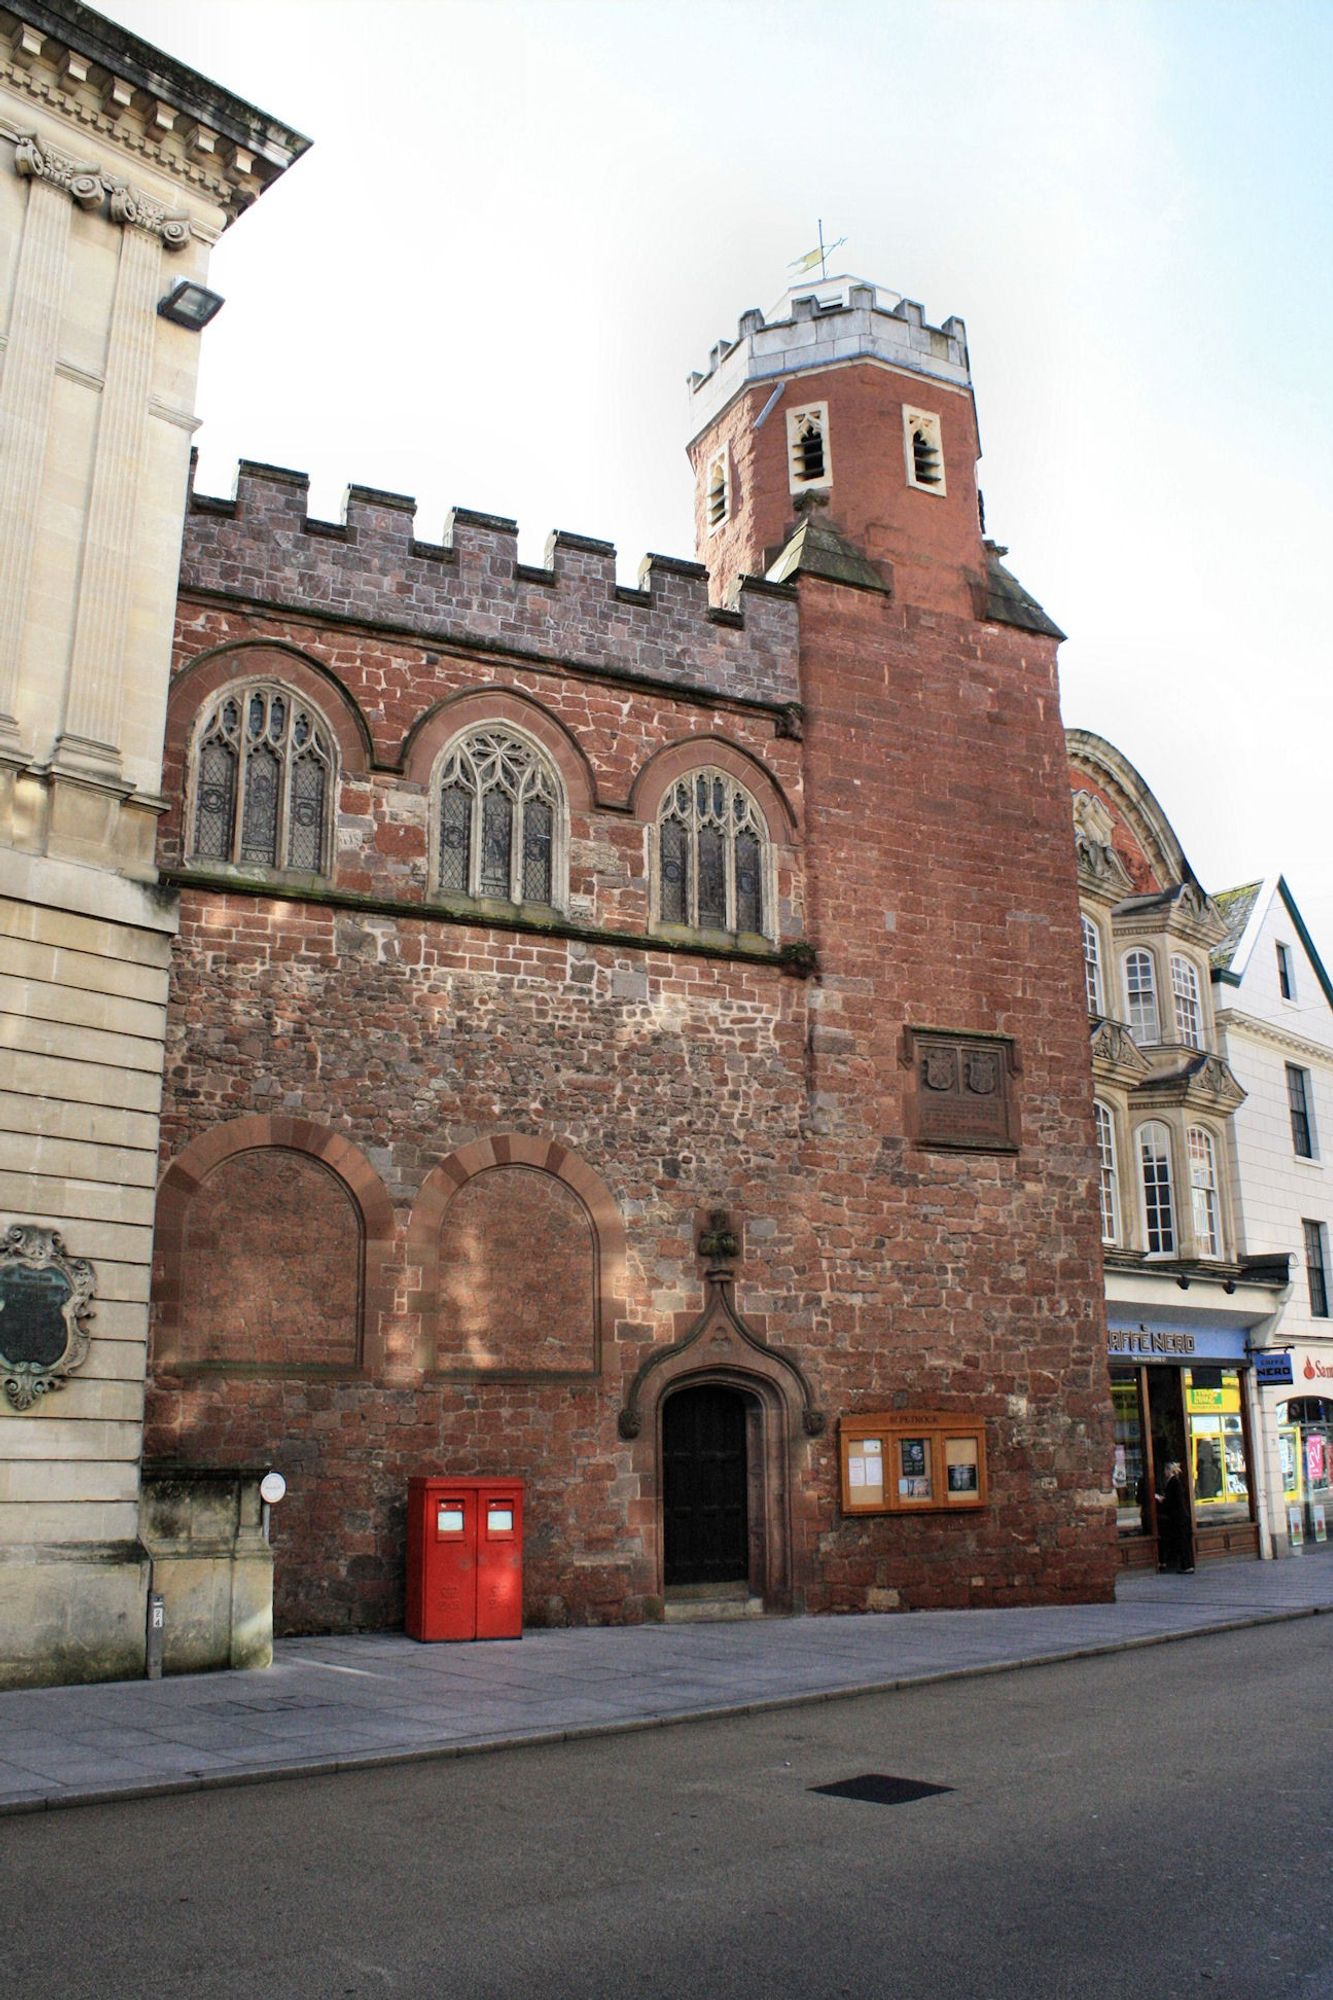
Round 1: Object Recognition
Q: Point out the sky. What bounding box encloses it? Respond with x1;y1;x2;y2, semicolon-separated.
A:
114;0;1333;954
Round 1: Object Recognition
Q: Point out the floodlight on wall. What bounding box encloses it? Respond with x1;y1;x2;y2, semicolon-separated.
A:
157;279;225;330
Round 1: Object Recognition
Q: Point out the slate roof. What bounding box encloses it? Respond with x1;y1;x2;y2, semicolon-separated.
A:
1210;881;1263;971
765;515;891;594
981;544;1065;640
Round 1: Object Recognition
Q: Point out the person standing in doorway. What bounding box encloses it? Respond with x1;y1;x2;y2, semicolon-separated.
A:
1157;1460;1195;1573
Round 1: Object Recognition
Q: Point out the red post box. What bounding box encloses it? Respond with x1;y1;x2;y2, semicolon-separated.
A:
405;1477;524;1641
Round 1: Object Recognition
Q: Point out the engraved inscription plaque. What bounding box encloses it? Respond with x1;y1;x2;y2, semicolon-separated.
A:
903;1030;1019;1153
0;1226;95;1411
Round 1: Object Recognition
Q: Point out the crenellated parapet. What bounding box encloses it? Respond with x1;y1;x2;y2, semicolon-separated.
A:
182;462;802;709
686;275;972;448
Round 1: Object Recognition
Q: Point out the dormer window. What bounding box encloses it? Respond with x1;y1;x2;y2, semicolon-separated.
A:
787;404;830;491
904;407;946;494
706;449;730;532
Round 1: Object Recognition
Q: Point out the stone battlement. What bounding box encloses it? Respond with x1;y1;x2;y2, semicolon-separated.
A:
181;461;801;709
686;274;971;447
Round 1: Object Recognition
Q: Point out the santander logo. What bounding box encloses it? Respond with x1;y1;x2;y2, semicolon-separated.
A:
1304;1357;1333;1381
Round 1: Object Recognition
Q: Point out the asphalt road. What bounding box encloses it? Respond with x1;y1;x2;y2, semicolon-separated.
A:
3;1618;1331;2000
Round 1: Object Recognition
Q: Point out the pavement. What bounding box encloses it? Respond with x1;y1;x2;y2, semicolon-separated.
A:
3;1547;1333;1817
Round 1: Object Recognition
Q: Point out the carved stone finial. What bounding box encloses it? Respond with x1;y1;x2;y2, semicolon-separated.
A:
698;1210;739;1266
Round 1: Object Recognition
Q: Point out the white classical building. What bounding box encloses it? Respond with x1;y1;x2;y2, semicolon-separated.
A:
1212;877;1333;1555
0;0;304;1684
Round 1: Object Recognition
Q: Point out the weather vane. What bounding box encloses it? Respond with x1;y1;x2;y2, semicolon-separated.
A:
789;220;847;283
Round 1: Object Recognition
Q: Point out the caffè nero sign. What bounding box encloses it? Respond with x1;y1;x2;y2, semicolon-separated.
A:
0;1225;95;1412
1108;1328;1196;1359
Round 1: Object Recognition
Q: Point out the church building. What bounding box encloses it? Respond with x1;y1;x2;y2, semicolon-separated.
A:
144;273;1118;1632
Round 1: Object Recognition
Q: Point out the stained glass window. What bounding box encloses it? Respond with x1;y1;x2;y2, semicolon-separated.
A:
434;730;560;906
656;769;769;937
190;685;333;873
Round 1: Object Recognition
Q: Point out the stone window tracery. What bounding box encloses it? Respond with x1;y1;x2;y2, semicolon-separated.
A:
434;728;563;908
656;770;770;938
190;684;334;874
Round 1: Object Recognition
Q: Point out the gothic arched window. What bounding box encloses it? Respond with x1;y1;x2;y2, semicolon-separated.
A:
190;684;334;874
656;769;770;938
435;728;563;907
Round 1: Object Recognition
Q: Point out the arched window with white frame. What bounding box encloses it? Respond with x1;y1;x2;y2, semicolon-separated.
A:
1124;949;1161;1044
1170;954;1204;1049
1081;914;1105;1016
1138;1120;1176;1255
434;727;564;908
1187;1125;1221;1258
190;683;335;874
656;769;771;938
1094;1101;1120;1245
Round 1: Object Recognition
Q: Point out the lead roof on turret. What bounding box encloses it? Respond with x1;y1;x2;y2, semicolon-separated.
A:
764;513;892;594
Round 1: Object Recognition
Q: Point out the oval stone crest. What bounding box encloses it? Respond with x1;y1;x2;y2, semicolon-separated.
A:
0;1226;96;1412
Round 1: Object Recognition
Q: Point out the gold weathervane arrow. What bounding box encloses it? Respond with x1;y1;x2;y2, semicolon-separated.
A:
789;221;847;282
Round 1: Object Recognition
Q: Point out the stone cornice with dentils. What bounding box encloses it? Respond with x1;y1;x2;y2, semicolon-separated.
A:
1215;1007;1333;1072
0;0;309;223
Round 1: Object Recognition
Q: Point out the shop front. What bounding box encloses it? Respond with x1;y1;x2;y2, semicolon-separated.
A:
1109;1324;1259;1568
1270;1350;1333;1549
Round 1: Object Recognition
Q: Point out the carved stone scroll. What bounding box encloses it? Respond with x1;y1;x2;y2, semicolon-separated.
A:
13;136;190;248
0;1225;95;1411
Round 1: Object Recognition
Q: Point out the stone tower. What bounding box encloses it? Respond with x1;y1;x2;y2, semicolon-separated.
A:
685;273;1117;1606
686;277;996;616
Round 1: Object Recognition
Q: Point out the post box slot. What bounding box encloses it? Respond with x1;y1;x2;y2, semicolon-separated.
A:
436;1504;465;1535
486;1506;514;1535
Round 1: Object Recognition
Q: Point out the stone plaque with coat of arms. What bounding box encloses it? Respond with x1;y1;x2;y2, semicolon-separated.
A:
901;1030;1020;1152
0;1225;96;1412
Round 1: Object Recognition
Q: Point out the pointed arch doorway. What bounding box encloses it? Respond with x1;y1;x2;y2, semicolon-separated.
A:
619;1260;825;1613
662;1383;750;1586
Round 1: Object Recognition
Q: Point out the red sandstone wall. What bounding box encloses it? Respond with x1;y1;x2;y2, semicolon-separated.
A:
692;362;984;617
149;530;1115;1633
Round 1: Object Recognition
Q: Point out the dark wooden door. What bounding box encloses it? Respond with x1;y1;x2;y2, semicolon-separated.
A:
663;1384;749;1585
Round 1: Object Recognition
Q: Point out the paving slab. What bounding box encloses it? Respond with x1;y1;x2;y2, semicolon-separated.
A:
2;1547;1331;1815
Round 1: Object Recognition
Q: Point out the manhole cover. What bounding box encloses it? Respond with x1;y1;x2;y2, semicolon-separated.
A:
811;1774;953;1806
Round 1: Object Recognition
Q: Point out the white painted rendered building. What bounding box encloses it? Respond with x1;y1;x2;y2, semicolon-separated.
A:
1213;877;1333;1556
